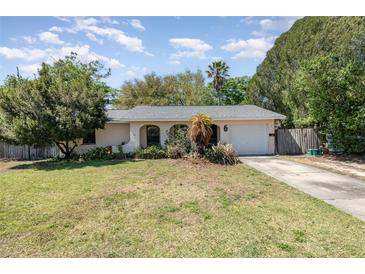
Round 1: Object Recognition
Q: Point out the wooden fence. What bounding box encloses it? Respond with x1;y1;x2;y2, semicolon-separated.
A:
276;128;321;155
0;142;59;160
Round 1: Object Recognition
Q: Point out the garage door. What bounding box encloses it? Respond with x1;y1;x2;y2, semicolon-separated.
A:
229;124;268;155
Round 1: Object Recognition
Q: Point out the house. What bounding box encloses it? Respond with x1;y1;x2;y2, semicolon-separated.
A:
79;105;286;155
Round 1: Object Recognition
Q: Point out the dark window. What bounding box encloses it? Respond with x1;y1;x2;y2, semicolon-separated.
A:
146;126;160;146
209;125;219;145
83;130;96;144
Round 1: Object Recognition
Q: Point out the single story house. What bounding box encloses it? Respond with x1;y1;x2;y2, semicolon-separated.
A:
78;105;286;155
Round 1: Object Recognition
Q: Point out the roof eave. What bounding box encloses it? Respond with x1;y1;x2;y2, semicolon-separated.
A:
107;116;286;123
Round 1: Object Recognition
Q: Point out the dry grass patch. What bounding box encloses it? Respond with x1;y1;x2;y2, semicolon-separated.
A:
279;155;365;180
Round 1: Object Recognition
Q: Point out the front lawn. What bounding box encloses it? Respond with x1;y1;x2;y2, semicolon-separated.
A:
1;159;365;257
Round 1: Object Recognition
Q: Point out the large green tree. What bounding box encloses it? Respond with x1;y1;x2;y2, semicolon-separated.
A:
0;53;111;159
206;61;230;105
114;70;214;108
292;52;365;154
219;76;250;105
247;16;365;126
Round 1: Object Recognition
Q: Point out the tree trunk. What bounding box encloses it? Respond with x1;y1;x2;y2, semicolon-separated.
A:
216;87;222;105
55;141;77;161
65;141;70;161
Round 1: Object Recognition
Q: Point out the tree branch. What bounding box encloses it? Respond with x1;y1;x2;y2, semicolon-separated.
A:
55;141;66;154
69;143;78;154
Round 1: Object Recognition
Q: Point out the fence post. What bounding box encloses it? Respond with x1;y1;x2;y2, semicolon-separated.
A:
274;129;278;155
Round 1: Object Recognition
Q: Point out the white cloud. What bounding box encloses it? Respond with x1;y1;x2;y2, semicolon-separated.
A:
168;60;181;65
86;33;103;45
49;17;151;55
230;17;303;60
130;19;145;31
240;17;256;25
170;50;203;60
23;36;37;44
19;63;41;75
55;16;72;23
259;17;303;32
169;38;212;52
168;38;212;63
79;17;99;27
126;66;149;78
108;58;123;68
38;32;64;45
0;47;47;61
251;30;265;37
0;45;124;69
221;37;274;60
70;17;151;55
49;26;63;33
100;17;119;25
48;45;124;68
211;56;223;62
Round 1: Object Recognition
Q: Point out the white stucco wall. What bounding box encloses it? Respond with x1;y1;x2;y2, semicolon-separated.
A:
139;125;147;148
75;123;130;154
95;123;130;146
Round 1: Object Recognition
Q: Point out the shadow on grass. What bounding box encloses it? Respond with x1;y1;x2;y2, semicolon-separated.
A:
9;158;143;171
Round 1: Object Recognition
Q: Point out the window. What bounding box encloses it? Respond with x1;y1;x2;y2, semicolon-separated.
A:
83;130;96;144
146;126;160;146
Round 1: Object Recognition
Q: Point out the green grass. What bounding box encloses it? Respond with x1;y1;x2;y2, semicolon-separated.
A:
1;159;365;257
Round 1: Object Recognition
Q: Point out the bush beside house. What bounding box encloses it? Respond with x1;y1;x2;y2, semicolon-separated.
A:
131;114;240;165
135;145;167;159
205;143;240;165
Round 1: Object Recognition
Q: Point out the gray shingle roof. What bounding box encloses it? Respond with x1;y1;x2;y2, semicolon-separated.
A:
107;105;286;122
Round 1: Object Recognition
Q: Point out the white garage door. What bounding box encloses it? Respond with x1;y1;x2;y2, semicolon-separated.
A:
229;124;268;155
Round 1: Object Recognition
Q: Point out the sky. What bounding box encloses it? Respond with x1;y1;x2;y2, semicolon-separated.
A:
0;16;302;88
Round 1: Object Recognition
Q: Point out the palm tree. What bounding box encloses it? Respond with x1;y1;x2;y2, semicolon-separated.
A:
206;61;230;105
188;113;213;155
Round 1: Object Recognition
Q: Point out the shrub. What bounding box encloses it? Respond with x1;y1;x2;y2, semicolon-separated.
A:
166;143;187;159
135;145;166;159
185;151;211;165
205;143;239;165
113;144;126;159
81;146;113;160
165;127;192;159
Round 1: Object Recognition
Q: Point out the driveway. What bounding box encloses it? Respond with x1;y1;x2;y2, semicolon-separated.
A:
240;156;365;221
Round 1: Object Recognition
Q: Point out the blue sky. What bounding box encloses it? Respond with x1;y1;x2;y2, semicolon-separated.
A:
0;16;302;88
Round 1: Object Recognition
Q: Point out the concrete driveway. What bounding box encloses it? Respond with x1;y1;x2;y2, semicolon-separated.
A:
240;156;365;221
